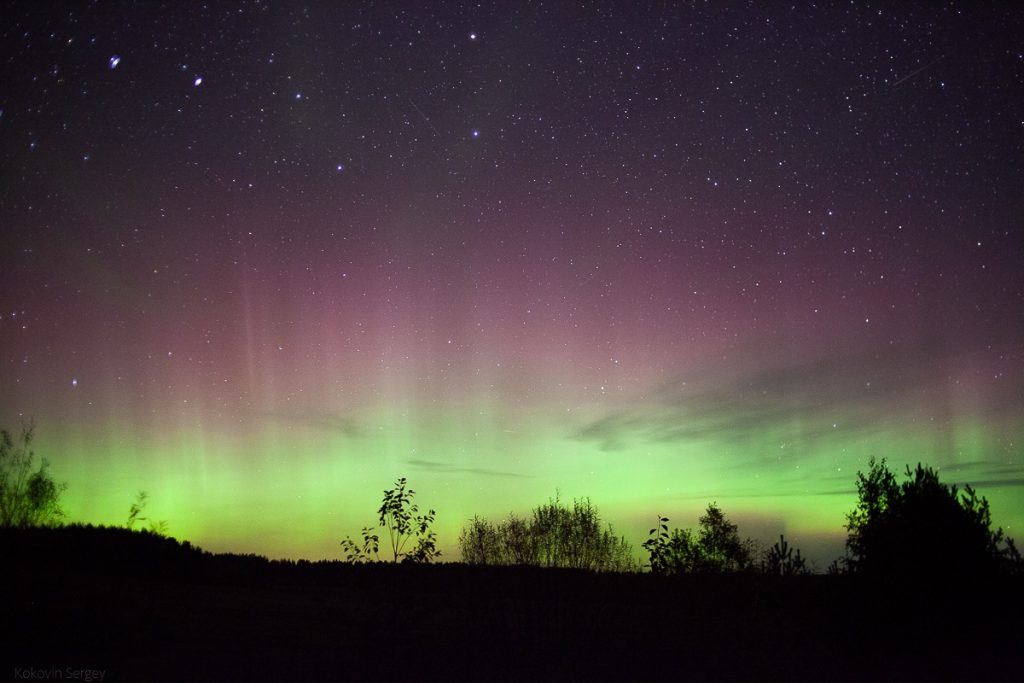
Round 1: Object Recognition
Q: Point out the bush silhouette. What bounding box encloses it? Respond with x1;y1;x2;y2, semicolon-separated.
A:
459;515;501;565
341;477;440;563
0;421;65;528
845;457;1019;577
459;495;635;571
643;503;755;575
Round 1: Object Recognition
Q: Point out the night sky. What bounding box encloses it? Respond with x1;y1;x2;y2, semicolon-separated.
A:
2;2;1022;565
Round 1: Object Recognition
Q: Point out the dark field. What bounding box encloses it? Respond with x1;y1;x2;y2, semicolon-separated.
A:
4;526;1021;682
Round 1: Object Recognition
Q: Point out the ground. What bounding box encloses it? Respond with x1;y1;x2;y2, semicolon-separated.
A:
3;526;1020;681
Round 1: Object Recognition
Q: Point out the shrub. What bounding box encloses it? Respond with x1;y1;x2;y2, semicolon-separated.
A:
459;515;500;565
459;495;635;572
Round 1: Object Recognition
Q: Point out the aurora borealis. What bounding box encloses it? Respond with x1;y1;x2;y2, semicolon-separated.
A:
1;3;1021;566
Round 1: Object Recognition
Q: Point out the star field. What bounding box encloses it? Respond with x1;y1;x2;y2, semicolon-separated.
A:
1;2;1022;563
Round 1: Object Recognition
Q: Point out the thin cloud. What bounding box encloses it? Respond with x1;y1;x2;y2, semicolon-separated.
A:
573;340;970;452
250;410;365;438
406;458;529;479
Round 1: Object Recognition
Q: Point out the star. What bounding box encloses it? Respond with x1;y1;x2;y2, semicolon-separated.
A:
0;0;1019;572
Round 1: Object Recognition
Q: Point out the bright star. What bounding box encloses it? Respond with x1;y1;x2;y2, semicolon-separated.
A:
109;56;121;69
471;129;480;138
336;164;345;172
469;32;477;41
193;76;203;86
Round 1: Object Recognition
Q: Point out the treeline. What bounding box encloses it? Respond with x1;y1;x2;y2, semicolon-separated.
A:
367;458;1022;578
457;496;804;576
3;420;1022;578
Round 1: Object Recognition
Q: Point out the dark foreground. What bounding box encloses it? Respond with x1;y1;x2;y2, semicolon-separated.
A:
3;526;1021;682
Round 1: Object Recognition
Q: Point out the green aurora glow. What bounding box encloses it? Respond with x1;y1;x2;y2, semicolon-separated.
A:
3;3;1022;568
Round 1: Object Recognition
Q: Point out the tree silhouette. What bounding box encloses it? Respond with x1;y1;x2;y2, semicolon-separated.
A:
845;457;1019;577
695;503;756;572
0;421;65;528
643;503;755;575
762;535;809;576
